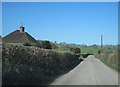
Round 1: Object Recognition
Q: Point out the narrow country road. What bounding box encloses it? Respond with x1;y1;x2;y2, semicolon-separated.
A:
51;55;118;85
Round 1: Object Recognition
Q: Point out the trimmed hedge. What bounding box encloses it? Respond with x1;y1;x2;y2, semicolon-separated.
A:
2;43;80;85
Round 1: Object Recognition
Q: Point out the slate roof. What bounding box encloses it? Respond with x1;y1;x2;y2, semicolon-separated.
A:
3;30;38;43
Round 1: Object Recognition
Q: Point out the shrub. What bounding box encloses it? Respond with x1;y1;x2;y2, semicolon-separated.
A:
70;47;74;52
41;41;52;49
51;43;58;49
23;42;32;46
98;50;101;54
70;47;81;54
23;42;41;48
74;48;81;54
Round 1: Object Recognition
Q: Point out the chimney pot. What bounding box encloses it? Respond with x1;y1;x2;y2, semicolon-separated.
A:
20;27;24;32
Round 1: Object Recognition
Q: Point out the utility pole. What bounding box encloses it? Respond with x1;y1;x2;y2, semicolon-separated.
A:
101;34;103;54
101;35;103;48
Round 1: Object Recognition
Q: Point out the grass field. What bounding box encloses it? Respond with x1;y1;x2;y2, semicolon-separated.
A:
52;43;100;54
80;47;100;54
48;43;119;71
52;49;70;52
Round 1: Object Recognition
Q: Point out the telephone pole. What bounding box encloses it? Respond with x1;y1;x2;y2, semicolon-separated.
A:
101;34;103;54
101;35;103;48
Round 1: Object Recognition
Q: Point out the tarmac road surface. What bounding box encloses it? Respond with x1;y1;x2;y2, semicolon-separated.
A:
51;55;118;85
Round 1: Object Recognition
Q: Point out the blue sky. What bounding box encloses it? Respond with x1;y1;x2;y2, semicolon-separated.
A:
2;2;118;45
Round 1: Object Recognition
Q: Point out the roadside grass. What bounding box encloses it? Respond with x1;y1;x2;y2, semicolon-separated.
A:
94;53;120;72
53;45;119;72
93;45;119;72
96;56;120;71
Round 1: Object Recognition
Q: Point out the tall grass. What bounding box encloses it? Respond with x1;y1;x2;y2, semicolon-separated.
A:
94;45;119;71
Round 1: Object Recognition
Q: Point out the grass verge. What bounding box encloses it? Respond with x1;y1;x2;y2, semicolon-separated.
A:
95;55;120;72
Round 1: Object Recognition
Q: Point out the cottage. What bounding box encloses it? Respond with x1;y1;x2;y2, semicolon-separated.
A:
3;26;38;44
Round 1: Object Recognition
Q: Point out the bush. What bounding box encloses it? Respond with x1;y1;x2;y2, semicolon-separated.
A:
70;47;81;54
41;41;52;49
51;43;58;49
23;42;32;46
23;42;41;48
74;48;81;54
98;50;101;54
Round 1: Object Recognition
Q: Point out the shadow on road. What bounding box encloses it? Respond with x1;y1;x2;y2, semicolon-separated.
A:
46;58;84;85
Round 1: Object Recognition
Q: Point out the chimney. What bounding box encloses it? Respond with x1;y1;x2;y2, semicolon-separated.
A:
20;26;24;32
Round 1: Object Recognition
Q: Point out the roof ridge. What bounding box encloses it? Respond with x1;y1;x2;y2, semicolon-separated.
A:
3;30;19;39
25;32;38;43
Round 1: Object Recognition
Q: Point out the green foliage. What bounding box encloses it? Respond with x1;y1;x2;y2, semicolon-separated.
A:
95;45;118;71
96;56;120;71
41;41;52;49
4;58;11;72
23;42;40;48
23;42;32;46
80;46;99;54
52;43;72;52
15;68;20;74
70;47;81;54
98;50;101;54
70;47;74;52
51;43;99;54
51;42;58;49
29;67;33;72
3;44;80;84
74;48;81;54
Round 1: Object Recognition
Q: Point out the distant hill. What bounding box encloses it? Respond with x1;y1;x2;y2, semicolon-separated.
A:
60;42;67;45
